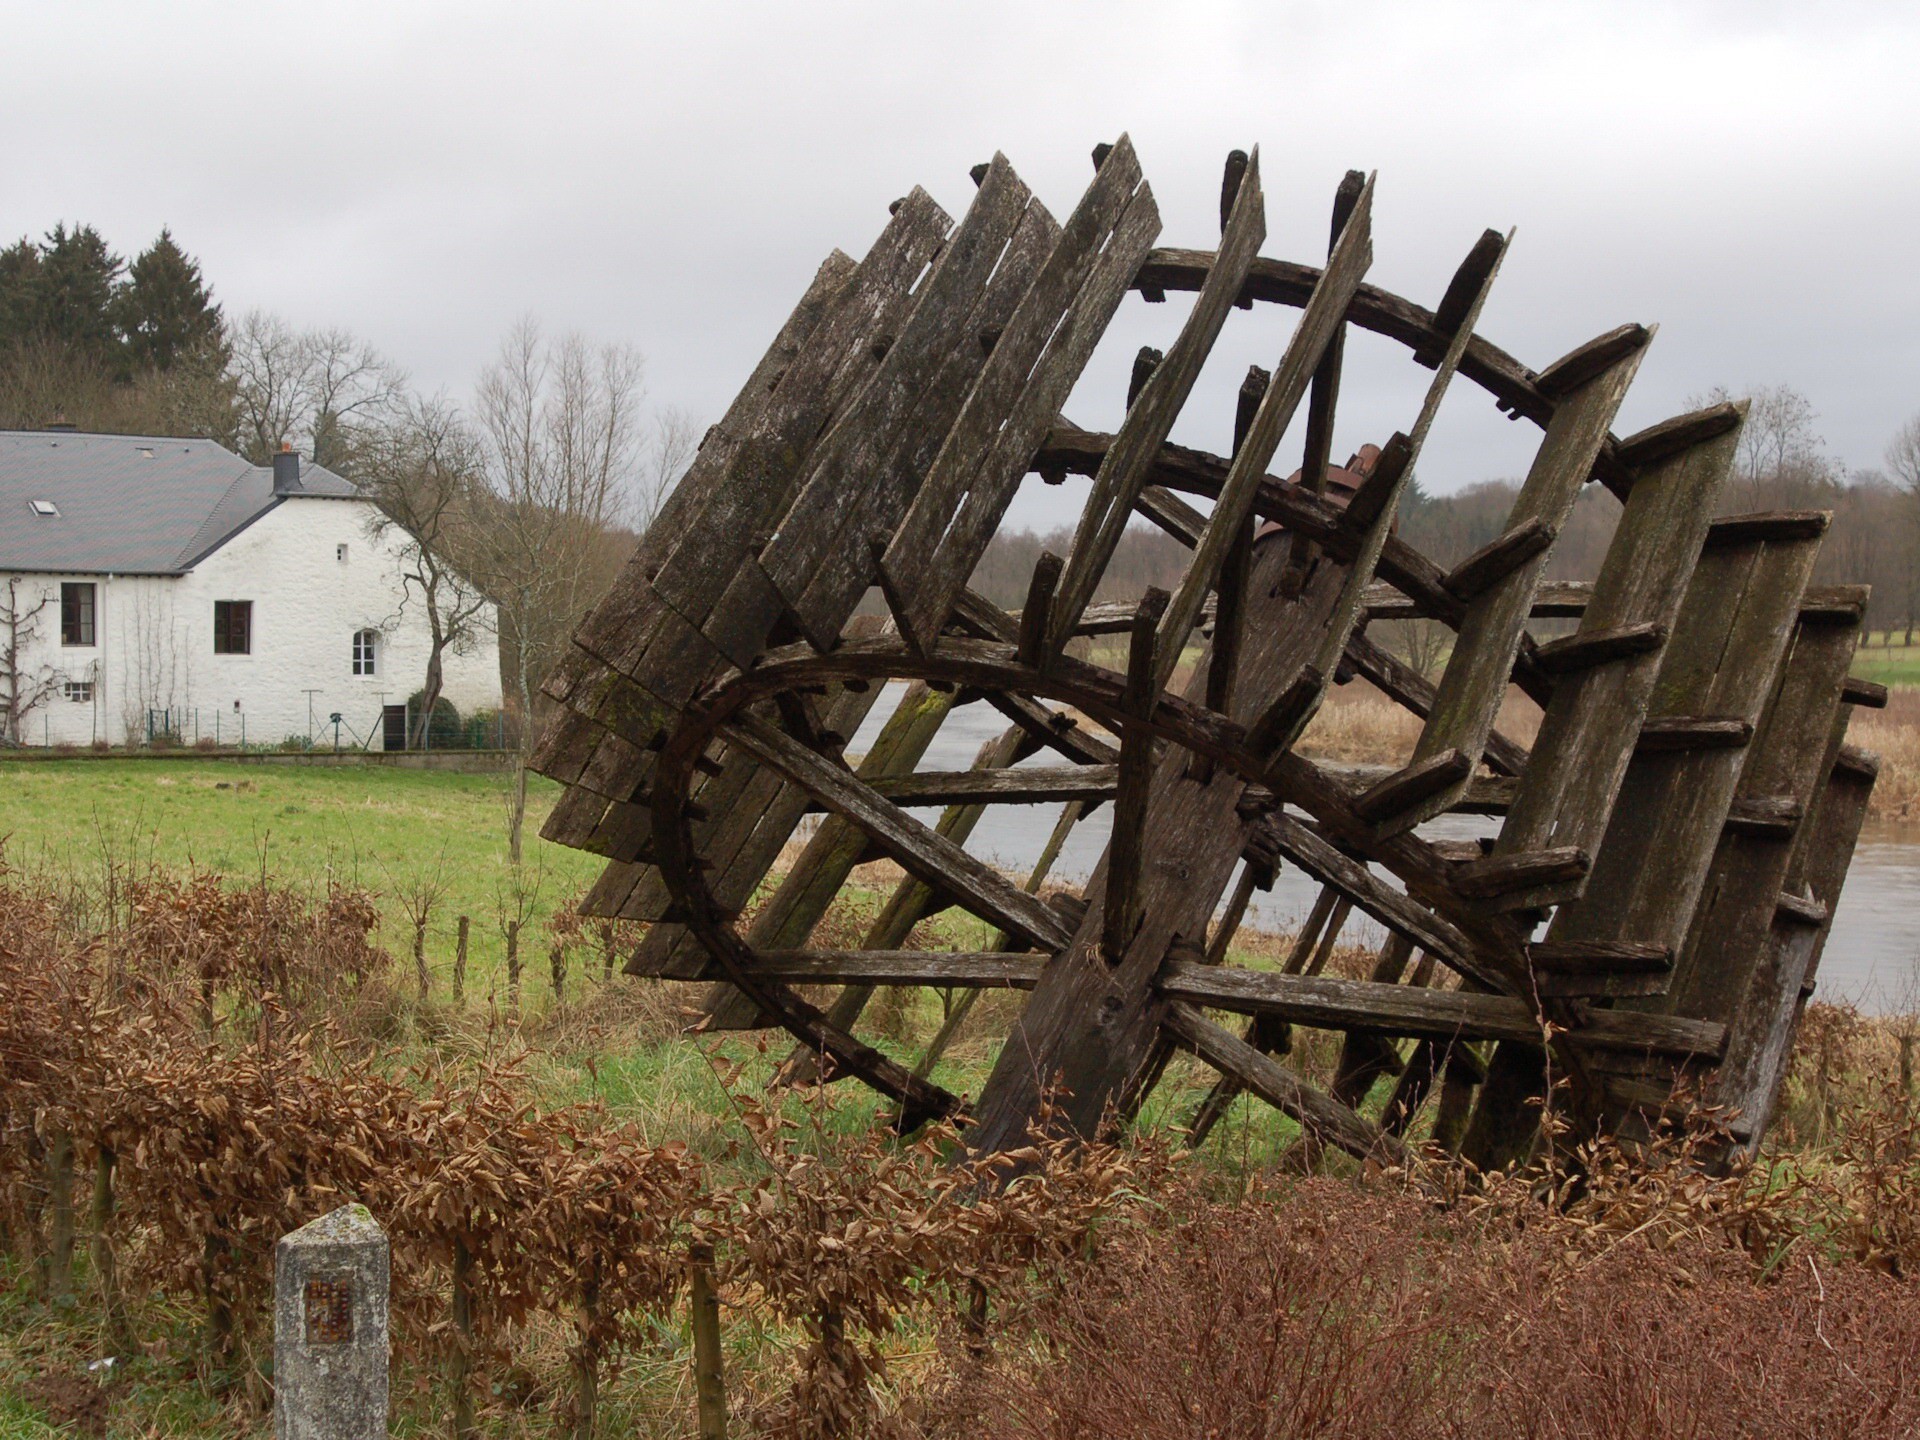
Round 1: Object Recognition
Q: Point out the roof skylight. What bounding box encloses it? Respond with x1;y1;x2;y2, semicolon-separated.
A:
28;499;58;518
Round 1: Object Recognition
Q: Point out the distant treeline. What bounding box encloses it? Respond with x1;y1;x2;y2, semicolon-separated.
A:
965;400;1920;647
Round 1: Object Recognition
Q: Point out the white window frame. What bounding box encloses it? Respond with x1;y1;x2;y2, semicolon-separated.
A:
352;628;379;677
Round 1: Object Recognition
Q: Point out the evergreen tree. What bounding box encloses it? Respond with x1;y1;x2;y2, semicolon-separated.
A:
35;223;122;364
0;239;44;344
117;228;225;375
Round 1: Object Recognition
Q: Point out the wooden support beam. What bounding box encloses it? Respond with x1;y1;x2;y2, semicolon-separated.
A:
751;950;1045;987
1635;716;1754;752
1253;811;1483;982
1045;147;1268;656
853;765;1120;809
1159;963;1726;1060
1843;675;1889;708
1533;323;1653;400
1341;631;1531;777
884;137;1161;652
1489;405;1742;908
1104;587;1168;963
725;713;1074;953
1152;174;1375;689
1716;739;1876;1150
1375;324;1650;838
1017;552;1063;671
1529;940;1674;1000
1450;846;1590;901
982;689;1120;767
1162;1001;1405;1164
1531;622;1668;676
1351;748;1472;824
1443;517;1557;603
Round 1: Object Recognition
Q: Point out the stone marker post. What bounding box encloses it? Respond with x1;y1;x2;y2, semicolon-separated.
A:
274;1204;389;1440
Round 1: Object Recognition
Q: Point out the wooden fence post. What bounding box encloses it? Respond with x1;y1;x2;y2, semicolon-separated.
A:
689;1241;727;1440
41;1128;74;1305
449;1239;476;1440
506;921;521;1010
453;916;469;1004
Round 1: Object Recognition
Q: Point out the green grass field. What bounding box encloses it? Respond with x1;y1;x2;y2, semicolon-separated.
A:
0;756;1312;1154
1854;635;1920;688
0;758;604;1004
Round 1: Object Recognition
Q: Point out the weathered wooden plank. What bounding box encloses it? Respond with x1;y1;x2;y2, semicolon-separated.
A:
1280;224;1510;750
1612;610;1861;1136
1531;622;1668;676
724;713;1075;953
761;162;1059;652
1443;518;1557;603
1159;963;1726;1059
1104;588;1168;963
749;950;1046;987
1716;741;1876;1149
1250;811;1481;980
1634;716;1754;752
535;249;859;791
648;189;954;644
1451;847;1589;901
1367;326;1650;836
1352;748;1471;823
1151;175;1375;688
1162;1001;1405;1163
1046;148;1269;653
883;137;1159;650
689;681;959;1013
1460;524;1824;1168
1016;551;1063;671
1341;631;1530;777
1487;408;1742;906
844;764;1120;809
1298;171;1367;496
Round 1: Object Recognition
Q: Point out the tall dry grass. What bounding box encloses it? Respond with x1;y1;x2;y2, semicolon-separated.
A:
1849;687;1920;822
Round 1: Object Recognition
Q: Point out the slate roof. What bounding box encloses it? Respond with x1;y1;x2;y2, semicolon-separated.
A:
0;430;360;575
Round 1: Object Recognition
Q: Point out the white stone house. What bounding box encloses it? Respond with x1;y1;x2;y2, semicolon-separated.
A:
0;428;501;749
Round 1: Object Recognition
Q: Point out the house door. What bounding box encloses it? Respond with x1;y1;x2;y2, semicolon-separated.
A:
382;704;409;752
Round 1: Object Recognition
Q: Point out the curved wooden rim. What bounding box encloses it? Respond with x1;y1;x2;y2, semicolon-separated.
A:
646;636;1538;1120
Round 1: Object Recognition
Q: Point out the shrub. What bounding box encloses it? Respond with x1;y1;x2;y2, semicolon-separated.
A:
404;691;463;749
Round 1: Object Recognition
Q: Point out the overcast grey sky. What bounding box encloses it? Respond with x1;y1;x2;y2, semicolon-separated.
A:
3;1;1914;524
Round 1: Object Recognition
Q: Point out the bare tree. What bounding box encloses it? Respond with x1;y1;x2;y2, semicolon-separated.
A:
637;403;702;536
360;395;495;747
0;577;61;744
471;318;645;861
1694;383;1833;508
227;311;406;468
1883;416;1920;643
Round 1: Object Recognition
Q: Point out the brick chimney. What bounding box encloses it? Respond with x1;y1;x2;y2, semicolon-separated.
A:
272;442;302;495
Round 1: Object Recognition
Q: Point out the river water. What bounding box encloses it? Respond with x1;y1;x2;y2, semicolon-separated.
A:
844;683;1920;1014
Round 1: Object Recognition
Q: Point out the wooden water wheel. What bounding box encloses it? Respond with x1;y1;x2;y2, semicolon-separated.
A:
534;140;1882;1168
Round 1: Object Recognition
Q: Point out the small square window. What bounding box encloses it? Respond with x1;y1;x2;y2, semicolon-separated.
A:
213;600;252;655
352;628;378;676
63;679;93;704
336;543;349;563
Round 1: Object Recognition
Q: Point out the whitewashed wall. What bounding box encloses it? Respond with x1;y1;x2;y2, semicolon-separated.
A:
4;495;501;748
